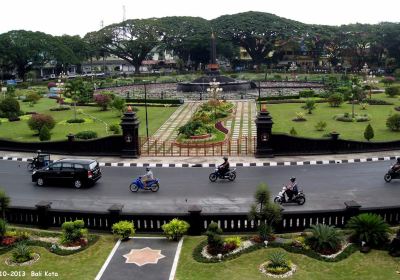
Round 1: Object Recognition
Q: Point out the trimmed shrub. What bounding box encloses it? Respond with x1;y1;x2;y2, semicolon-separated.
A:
66;118;85;124
386;114;400;131
385;86;400;97
306;224;343;254
328;93;344;107
299;89;315;98
0;190;10;220
206;222;224;255
346;213;390;246
364;124;374;141
61;220;87;245
161;218;190;241
109;124;121;134
303;99;316;114
27;114;55;134
75;131;98;140
112;221;135;240
0;97;21;119
26;92;41;104
50;106;70;111
365;99;393;105
94;94;112;110
39;125;51;141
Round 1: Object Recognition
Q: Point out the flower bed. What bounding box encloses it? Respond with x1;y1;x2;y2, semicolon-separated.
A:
259;261;297;278
189;134;211;140
5;253;40;267
201;240;255;260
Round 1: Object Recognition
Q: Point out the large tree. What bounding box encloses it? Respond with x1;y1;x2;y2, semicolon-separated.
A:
0;30;76;80
87;19;165;73
212;11;307;68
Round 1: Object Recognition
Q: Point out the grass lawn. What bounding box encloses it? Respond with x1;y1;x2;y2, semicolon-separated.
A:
0;233;115;280
0;98;177;141
175;236;400;280
267;93;400;141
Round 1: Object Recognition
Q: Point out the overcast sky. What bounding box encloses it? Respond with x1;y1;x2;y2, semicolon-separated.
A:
1;0;399;37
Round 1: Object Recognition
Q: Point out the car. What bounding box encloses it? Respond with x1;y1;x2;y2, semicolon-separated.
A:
32;159;102;188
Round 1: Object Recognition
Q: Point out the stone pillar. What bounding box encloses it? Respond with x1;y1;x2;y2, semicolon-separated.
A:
108;204;124;230
344;200;361;223
255;105;274;158
120;106;140;158
35;201;52;229
188;205;202;236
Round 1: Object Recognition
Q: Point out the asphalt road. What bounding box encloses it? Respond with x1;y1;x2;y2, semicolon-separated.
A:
0;159;399;213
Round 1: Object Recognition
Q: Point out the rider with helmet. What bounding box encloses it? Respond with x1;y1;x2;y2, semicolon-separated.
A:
286;177;298;201
218;156;230;176
393;158;400;173
142;167;154;188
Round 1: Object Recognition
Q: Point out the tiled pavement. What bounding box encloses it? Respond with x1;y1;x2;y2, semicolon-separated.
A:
95;237;183;280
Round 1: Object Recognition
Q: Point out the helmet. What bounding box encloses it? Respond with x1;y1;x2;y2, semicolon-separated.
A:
146;167;151;171
290;177;296;182
223;156;228;161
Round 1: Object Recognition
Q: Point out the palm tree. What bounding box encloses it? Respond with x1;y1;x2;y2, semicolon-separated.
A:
346;213;390;246
65;79;85;120
0;190;10;220
306;224;343;254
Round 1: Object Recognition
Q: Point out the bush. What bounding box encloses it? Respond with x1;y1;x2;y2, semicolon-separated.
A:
328;93;344;107
289;127;297;136
292;112;306;121
27;114;55;134
161;218;190;241
381;76;396;86
299;89;315;98
303;99;316;114
112;221;135;240
39;125;51;141
94;94;112;110
50;106;70;111
306;224;343;254
0;219;7;237
315;121;327;131
0;97;21;119
346;213;390;246
224;236;241;249
109;124;121;134
12;243;33;263
268;251;290;268
61;220;87;245
365;99;393;105
66;118;85;124
385;86;400;97
26;92;41;104
386;114;400;131
364;124;374;141
75;131;98;140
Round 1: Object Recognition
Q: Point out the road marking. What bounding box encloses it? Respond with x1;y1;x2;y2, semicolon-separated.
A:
94;239;121;280
169;237;184;280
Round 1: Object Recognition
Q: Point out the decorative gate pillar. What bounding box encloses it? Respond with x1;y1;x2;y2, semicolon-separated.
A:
120;106;140;158
255;104;274;158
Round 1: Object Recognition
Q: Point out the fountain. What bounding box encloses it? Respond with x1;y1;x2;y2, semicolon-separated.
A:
177;32;251;92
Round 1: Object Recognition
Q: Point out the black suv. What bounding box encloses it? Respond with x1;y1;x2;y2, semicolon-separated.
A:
32;159;102;188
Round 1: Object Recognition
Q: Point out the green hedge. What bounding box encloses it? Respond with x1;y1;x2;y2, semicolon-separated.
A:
125;98;183;104
257;95;300;101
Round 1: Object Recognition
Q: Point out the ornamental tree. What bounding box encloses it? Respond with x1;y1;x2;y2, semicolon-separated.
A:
94;93;112;111
27;114;55;135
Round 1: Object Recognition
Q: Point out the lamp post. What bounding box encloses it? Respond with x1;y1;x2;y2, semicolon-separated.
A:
207;78;223;120
143;80;149;139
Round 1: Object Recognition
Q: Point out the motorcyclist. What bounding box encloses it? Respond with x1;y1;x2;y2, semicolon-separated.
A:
142;167;154;188
392;158;400;173
285;177;298;201
218;156;230;176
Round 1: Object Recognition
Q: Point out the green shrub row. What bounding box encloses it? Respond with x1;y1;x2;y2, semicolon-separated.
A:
125;98;183;104
257;95;300;101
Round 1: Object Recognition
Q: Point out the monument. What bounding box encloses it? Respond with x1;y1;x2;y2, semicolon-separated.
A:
177;32;251;92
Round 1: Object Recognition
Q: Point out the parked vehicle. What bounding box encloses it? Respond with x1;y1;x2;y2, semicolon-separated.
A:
209;168;237;182
274;185;306;205
384;165;400;182
27;153;50;172
32;159;101;188
129;177;160;192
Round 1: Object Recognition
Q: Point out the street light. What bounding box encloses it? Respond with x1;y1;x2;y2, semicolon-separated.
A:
207;78;223;120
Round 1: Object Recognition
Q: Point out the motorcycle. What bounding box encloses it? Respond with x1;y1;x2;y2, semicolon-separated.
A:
384;165;400;182
209;168;236;182
274;185;306;205
129;177;160;192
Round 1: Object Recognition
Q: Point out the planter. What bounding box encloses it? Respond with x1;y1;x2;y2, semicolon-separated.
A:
259;261;297;278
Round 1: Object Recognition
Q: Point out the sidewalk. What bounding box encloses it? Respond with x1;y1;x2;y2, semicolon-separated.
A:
1;150;400;167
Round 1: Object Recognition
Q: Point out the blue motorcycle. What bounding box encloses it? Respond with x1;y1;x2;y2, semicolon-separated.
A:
129;177;160;192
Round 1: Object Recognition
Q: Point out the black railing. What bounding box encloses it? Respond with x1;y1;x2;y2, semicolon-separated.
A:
5;204;400;235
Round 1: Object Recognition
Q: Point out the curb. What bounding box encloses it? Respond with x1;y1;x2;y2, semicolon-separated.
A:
1;156;397;168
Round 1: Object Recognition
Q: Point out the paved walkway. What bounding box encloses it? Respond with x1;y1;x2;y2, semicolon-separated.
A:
95;237;183;280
